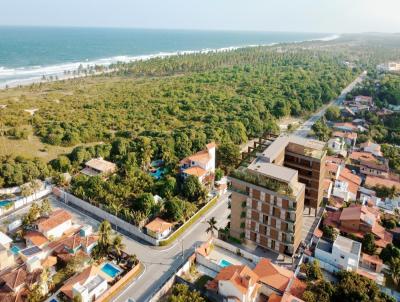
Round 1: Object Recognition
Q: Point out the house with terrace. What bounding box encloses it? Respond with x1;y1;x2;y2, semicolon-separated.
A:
313;235;361;272
205;257;306;302
332;131;357;148
323;205;392;249
81;157;117;177
179;142;216;186
60;265;108;302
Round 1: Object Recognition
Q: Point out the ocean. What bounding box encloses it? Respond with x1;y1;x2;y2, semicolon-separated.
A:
0;26;337;88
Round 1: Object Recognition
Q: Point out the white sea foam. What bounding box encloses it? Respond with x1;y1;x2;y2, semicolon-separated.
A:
0;34;340;89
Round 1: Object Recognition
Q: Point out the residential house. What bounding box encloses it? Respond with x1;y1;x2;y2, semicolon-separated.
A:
360;141;383;157
365;175;400;191
333;122;358;133
60;266;108;302
0;232;15;271
377;62;400;72
331;168;361;202
359;187;381;206
0;267;41;295
314;235;361;272
206;258;306;302
24;231;49;248
253;258;306;299
340;106;356;118
327;138;346;157
323;205;392;248
349;151;389;178
33;209;72;239
81;157;117;177
179;142;216;186
332;131;357;148
376;197;400;215
207;265;260;302
145;217;172;240
360;253;384;274
50;232;98;263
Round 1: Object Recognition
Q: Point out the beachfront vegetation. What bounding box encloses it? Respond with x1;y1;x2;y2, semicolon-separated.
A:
0;44;359;151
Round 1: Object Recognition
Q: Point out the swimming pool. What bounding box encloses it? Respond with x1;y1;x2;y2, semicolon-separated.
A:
10;246;20;255
101;262;122;278
150;168;165;180
219;259;233;268
0;200;13;208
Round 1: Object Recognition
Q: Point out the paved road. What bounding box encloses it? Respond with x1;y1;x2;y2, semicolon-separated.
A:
112;192;230;302
294;71;367;137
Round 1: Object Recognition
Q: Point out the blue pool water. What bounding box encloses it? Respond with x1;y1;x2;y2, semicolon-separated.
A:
101;263;122;278
219;259;233;268
0;200;13;207
10;246;20;255
150;168;165;180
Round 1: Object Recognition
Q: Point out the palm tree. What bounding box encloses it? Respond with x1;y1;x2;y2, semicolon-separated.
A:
206;217;218;239
112;235;125;264
98;220;112;254
31;179;42;201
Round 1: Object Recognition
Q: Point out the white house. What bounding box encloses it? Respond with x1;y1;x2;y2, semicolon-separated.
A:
61;266;108;302
211;265;260;302
145;217;173;240
327;138;346;156
332;179;356;202
315;235;361;272
360;141;382;157
180;142;216;185
376;197;400;215
34;209;72;239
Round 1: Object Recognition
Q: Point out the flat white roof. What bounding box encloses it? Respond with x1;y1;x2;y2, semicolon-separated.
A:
248;158;297;184
334;235;361;255
0;231;12;246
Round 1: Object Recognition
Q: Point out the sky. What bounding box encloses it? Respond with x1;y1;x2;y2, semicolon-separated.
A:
1;0;400;33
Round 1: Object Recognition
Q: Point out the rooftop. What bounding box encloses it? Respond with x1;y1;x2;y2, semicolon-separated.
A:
20;246;42;257
247;159;297;184
334;235;361;255
84;157;116;173
0;232;12;246
145;217;172;234
35;209;72;232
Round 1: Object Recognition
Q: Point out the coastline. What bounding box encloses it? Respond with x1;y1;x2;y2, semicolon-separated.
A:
0;34;340;90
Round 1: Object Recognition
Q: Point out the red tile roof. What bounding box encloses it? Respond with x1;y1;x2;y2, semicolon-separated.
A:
253;258;293;292
365;176;400;190
145;217;172;234
36;209;72;232
60;265;100;299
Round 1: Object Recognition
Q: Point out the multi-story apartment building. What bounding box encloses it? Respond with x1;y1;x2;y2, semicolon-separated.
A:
229;135;326;256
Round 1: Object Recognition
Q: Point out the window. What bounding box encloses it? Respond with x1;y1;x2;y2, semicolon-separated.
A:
340;255;345;259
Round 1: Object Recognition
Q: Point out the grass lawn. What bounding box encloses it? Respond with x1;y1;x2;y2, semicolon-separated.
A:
194;275;213;289
0;132;101;161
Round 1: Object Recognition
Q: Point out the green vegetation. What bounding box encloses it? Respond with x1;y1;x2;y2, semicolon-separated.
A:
324;105;341;122
230;169;293;196
321;225;338;242
362;233;376;255
311;117;332;142
159;196;218;246
167;283;205;302
301;260;323;281
303;270;396;302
